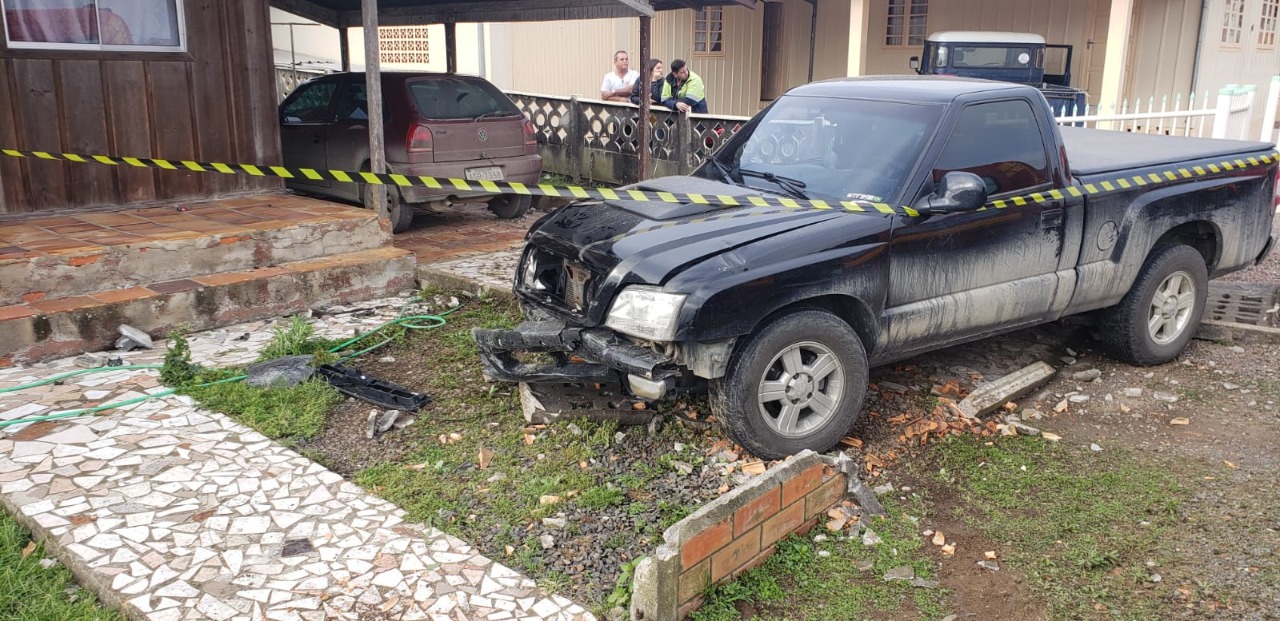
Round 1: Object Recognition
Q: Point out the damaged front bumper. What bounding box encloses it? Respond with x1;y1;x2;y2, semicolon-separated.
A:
472;320;678;399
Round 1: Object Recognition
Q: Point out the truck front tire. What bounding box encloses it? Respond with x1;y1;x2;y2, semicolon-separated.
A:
710;309;868;460
1098;244;1208;366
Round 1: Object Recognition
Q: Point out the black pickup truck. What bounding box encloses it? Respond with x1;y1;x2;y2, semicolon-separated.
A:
475;77;1278;459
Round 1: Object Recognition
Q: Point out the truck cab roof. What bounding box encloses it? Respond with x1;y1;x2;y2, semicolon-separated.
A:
926;31;1047;44
787;75;1037;104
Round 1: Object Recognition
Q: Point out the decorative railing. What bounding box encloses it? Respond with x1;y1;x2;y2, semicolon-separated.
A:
505;91;751;184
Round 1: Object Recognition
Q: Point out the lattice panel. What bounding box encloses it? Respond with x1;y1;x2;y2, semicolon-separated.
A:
379;26;430;64
691;118;745;165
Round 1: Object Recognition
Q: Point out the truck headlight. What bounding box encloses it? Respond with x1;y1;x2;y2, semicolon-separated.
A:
605;286;686;341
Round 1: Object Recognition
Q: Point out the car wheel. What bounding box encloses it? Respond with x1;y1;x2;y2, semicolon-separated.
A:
710;309;868;460
1098;244;1208;366
360;184;415;233
488;194;533;219
386;190;415;233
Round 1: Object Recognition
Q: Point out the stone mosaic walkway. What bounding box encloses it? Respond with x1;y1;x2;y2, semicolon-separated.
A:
0;296;594;621
425;249;522;294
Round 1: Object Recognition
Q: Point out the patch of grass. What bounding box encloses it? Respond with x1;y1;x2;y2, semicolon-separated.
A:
0;512;126;621
692;503;947;621
183;376;340;442
577;486;626;509
926;434;1187;620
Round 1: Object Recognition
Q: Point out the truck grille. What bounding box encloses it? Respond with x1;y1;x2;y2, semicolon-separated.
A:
522;249;598;315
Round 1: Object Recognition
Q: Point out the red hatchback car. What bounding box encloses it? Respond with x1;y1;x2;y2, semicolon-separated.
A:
279;72;542;232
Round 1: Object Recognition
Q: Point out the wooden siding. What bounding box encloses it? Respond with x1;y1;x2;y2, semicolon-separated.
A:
652;5;765;115
0;0;281;215
1126;0;1199;107
491;18;638;96
1194;0;1280;135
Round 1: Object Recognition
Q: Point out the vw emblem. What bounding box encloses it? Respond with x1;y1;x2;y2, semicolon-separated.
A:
477;129;488;142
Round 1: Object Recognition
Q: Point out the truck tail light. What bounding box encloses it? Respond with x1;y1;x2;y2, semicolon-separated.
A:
1274;168;1279;209
407;124;433;153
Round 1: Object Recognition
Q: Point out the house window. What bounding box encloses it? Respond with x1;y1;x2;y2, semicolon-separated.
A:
693;8;723;55
2;0;184;52
1221;0;1245;45
1260;0;1279;48
886;0;927;47
379;26;430;64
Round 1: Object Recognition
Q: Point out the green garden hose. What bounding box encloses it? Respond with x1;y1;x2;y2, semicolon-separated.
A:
0;302;460;429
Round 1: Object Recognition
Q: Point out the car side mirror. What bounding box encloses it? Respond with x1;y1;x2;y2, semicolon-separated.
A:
917;171;988;215
909;56;921;71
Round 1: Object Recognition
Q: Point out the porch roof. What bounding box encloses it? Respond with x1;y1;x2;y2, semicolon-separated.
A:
269;0;757;28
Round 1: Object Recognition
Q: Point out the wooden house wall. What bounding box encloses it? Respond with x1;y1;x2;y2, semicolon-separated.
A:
0;1;282;215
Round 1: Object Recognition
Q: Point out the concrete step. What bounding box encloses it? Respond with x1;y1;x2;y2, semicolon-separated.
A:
0;196;388;307
0;247;417;367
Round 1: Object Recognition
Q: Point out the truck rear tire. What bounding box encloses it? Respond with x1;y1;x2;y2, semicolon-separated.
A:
710;309;868;460
1098;244;1207;366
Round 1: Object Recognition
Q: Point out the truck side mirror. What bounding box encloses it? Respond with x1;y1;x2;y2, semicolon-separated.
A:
909;56;920;71
918;172;988;215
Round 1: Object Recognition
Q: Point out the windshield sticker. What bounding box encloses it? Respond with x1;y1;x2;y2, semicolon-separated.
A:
846;192;882;202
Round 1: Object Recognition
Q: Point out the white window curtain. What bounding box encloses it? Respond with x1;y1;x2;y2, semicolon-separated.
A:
3;0;183;50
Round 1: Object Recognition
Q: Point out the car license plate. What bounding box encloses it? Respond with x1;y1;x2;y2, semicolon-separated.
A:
465;166;504;181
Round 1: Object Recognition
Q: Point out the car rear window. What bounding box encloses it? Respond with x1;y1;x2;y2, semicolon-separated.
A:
407;78;521;120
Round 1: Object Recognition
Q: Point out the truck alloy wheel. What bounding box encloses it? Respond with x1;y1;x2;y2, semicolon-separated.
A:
1099;244;1208;366
711;309;868;460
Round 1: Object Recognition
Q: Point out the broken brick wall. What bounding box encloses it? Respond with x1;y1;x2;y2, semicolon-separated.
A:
630;450;848;621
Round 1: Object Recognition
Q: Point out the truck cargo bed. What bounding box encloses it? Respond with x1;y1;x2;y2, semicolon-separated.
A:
1060;126;1274;177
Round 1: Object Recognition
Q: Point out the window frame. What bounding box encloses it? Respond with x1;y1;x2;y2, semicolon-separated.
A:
885;0;928;48
927;98;1054;200
1259;0;1279;48
692;7;724;56
1220;0;1246;47
1;0;187;53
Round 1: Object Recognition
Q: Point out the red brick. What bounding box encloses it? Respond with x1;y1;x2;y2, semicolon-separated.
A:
733;486;780;537
20;291;46;303
0;305;36;321
711;527;761;582
28;295;100;314
148;279;202;294
677;596;705;620
680;518;731;571
781;463;824;506
761;501;805;548
90;287;157;304
67;253;105;267
731;544;776;581
805;475;847;520
678;560;710;604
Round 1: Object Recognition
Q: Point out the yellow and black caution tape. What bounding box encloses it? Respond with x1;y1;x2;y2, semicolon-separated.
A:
2;148;1276;221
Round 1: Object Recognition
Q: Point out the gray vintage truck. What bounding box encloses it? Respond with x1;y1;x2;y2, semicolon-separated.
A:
475;77;1278;459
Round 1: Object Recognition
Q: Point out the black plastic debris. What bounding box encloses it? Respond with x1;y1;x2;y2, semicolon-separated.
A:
317;363;431;411
281;539;315;557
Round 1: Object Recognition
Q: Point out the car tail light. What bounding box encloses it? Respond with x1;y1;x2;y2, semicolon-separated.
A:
522;118;536;146
407;125;432;153
1274;168;1279;209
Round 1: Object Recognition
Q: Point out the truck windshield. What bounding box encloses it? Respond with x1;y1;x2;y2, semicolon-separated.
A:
951;46;1037;70
697;96;942;204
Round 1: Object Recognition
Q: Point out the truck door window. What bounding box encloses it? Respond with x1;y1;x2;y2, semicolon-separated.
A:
931;99;1049;197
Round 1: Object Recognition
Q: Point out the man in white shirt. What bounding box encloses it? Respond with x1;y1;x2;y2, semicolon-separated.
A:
600;50;639;101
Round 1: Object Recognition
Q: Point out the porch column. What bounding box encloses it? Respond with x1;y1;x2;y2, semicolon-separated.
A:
362;0;388;220
339;25;350;72
1097;0;1134;115
446;22;457;74
846;0;870;76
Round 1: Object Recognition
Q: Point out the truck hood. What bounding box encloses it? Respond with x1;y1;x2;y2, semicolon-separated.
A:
526;175;892;287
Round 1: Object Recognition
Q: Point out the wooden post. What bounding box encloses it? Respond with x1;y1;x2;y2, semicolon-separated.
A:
638;16;651;181
676;113;692;175
568;95;584;180
362;0;388;220
446;22;457;74
339;24;350;72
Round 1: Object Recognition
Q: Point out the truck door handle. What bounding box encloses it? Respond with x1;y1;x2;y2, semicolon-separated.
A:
1040;208;1063;229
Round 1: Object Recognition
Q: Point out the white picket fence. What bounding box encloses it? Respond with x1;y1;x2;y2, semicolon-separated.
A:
1056;76;1280;145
